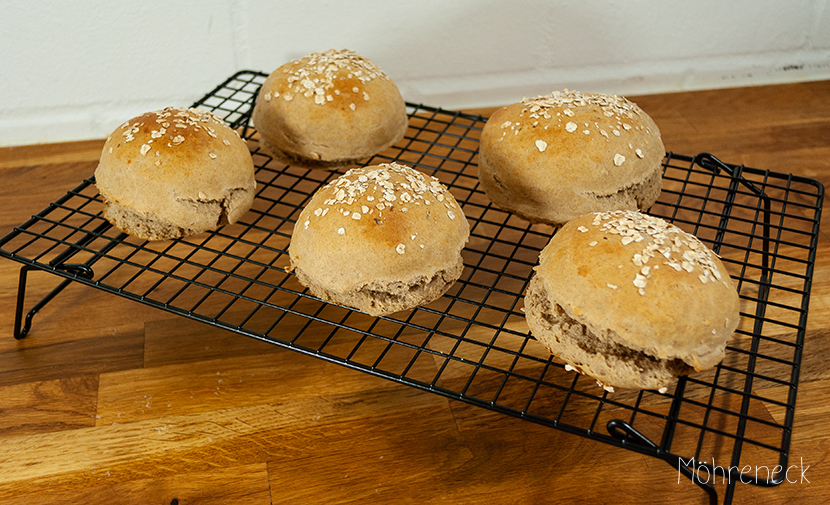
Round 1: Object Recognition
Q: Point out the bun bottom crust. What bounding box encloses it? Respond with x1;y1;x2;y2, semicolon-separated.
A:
292;257;465;317
524;275;693;391
101;186;254;241
258;136;362;171
478;158;663;227
102;202;219;241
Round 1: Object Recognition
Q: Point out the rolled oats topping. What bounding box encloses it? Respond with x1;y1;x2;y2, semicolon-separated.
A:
500;89;652;158
306;162;461;243
521;89;642;120
114;107;229;154
588;210;728;296
278;49;389;108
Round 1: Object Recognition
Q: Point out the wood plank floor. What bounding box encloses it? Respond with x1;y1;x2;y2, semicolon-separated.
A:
1;80;828;504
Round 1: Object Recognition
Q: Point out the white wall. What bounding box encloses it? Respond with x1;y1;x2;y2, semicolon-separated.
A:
1;0;828;147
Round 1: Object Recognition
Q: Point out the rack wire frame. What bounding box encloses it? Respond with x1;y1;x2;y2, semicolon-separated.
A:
0;70;823;505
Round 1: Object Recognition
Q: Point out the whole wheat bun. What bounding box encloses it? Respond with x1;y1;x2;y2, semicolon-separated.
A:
252;49;408;170
289;162;470;317
524;210;740;391
94;107;257;241
478;90;665;226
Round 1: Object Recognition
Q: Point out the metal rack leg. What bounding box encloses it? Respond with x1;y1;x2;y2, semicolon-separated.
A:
607;419;719;505
13;264;93;340
11;222;123;340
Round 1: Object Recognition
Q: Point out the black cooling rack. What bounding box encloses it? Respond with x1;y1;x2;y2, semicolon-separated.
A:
1;71;823;505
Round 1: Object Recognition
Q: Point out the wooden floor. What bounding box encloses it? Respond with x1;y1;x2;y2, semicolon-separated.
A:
1;80;828;504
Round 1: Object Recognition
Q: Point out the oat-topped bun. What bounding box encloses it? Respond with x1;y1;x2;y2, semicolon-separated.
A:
289;162;470;316
94;107;257;241
524;210;740;391
252;49;408;170
478;90;665;226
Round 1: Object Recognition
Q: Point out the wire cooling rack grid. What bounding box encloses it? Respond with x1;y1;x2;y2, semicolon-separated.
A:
0;71;823;505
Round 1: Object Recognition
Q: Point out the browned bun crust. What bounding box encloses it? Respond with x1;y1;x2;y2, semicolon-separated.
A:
524;210;741;391
289;162;470;317
478;90;665;226
252;49;408;170
94;107;256;241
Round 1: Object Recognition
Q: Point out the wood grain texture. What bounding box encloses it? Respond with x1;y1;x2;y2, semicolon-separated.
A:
0;81;828;504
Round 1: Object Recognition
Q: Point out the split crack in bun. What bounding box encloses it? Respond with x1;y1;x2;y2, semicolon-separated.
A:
478;90;665;226
524;210;741;391
252;49;408;170
94;107;257;241
289;162;470;317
